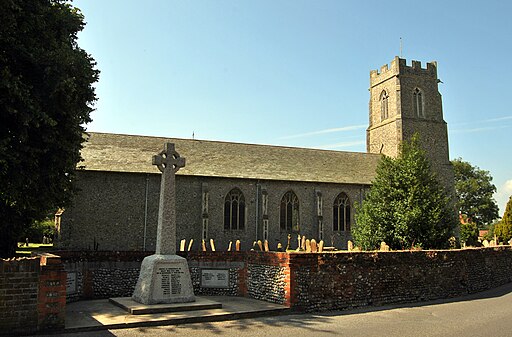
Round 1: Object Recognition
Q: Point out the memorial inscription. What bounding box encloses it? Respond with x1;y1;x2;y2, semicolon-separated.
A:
201;269;229;288
66;272;77;294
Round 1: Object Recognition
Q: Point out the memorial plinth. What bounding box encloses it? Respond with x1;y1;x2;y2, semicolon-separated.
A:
131;143;195;304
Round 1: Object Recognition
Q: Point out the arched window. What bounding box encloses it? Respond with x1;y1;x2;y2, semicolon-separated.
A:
280;191;299;232
413;88;424;117
224;188;245;230
380;90;389;121
333;193;351;231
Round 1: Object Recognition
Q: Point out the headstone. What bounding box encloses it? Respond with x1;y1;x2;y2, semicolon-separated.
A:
264;240;269;252
227;241;232;251
305;239;311;252
380;241;390;252
318;240;324;253
210;238;216;252
482;239;489;247
132;143;195;304
252;241;258;250
187;239;194;251
311;239;317;253
257;240;263;251
301;236;306;250
347;240;354;251
277;242;283;251
508;238;512;246
202;240;207;251
235;240;241;251
179;239;186;252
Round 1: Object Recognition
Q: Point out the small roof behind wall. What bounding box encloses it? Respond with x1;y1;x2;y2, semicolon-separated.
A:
80;132;381;185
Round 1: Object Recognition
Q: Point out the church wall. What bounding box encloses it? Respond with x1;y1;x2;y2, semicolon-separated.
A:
58;171;369;252
58;171;152;251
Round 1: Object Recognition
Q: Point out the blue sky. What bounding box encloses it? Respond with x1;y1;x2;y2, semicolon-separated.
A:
74;0;512;214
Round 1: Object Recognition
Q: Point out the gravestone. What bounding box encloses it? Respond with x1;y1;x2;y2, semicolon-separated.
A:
380;241;390;252
264;240;269;252
305;239;311;252
311;239;317;253
257;240;263;251
318;240;324;253
347;240;354;251
132;143;195;304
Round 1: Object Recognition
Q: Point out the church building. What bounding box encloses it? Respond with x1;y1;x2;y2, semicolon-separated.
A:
56;57;453;251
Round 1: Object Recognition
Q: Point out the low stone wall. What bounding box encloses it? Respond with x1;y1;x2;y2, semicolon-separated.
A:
57;251;150;301
288;247;512;312
58;251;291;304
0;254;66;335
56;247;512;313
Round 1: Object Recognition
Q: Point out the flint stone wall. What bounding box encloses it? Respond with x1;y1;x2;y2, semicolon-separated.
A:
57;247;512;313
289;247;512;312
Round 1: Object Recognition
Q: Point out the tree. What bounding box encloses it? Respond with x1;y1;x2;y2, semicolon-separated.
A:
0;0;99;257
459;216;479;247
494;196;512;242
353;135;456;250
452;158;499;228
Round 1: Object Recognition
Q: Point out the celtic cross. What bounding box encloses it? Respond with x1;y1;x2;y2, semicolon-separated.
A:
152;143;185;255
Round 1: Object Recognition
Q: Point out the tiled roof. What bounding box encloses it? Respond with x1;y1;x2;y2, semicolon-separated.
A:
80;132;381;185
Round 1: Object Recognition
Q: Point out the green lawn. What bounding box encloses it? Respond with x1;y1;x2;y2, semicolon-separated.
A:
16;243;54;256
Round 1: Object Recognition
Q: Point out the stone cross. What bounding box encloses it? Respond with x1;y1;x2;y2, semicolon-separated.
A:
153;143;185;255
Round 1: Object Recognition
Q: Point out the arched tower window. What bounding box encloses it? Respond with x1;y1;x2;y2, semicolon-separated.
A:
413;88;424;118
380;90;389;121
333;193;351;231
280;191;299;232
224;188;245;230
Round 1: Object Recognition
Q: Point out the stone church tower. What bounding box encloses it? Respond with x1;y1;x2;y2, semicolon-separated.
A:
366;56;454;192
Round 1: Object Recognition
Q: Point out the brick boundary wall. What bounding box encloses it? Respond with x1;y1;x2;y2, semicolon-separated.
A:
56;247;512;313
0;254;66;336
38;254;67;330
287;247;512;312
0;257;40;335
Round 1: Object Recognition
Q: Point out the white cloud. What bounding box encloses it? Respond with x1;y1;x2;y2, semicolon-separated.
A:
450;124;511;134
494;179;512;216
279;124;366;140
485;116;512;123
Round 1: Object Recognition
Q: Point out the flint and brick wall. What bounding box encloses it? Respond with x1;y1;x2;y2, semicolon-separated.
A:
288;247;512;312
58;250;291;305
0;254;66;335
58;247;512;313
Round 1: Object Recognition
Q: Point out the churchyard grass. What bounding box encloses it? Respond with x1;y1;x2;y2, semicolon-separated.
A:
15;243;54;256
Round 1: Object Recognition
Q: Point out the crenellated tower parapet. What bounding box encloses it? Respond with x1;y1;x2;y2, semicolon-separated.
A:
370;57;438;87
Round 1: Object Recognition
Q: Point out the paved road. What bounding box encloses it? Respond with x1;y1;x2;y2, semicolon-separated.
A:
40;282;512;337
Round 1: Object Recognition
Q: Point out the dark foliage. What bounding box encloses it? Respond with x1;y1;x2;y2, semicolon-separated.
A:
0;0;98;257
353;135;456;250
